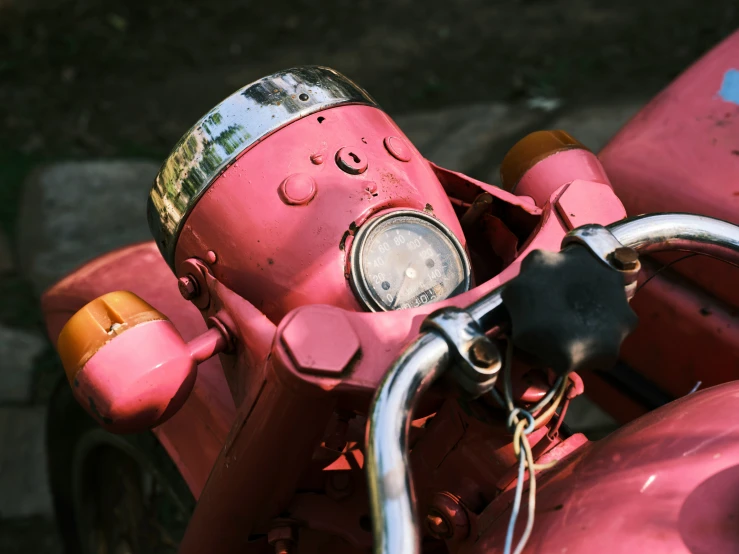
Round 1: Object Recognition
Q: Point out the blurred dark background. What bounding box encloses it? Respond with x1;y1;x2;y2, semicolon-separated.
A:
3;0;739;159
0;1;737;552
1;0;738;226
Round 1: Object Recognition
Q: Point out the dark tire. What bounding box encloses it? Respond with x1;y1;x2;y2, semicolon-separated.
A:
46;377;195;554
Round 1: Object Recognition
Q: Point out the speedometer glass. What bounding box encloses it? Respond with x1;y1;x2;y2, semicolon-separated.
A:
350;210;471;312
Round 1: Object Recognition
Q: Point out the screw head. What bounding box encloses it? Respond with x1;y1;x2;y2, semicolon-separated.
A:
177;275;198;300
335;147;368;175
611;247;639;271
469;337;499;368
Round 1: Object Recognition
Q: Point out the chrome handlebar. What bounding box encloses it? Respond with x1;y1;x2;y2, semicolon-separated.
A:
366;213;739;554
608;213;739;266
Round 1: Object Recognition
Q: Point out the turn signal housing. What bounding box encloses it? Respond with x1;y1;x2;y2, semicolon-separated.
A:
500;130;610;206
58;291;198;433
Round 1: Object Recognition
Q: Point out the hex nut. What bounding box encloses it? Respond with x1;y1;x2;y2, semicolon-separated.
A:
610;246;639;271
281;306;360;376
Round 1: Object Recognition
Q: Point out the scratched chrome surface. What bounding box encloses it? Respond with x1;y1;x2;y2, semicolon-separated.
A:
148;66;377;268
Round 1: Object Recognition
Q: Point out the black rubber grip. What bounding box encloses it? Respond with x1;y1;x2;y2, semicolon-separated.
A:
501;247;639;375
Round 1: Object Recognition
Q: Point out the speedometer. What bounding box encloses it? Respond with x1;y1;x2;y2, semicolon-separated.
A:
350;210;471;312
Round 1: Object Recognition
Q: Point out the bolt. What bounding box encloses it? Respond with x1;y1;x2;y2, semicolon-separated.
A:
335;146;368;175
177;275;199;300
469;337;499;368
310;153;324;165
281;306;360;376
426;514;450;538
268;526;296;554
426;492;470;541
611;247;639;271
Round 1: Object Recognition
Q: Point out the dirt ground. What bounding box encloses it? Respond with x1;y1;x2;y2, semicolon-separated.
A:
2;0;739;162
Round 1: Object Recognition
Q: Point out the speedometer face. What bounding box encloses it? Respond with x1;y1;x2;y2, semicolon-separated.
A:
350;210;471;312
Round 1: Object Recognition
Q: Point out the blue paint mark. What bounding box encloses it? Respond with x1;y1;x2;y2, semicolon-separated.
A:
718;69;739;105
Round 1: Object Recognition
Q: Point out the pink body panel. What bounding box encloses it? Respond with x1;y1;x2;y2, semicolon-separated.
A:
599;30;739;409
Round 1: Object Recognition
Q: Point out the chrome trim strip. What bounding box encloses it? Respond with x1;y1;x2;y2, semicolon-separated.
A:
148;66;378;268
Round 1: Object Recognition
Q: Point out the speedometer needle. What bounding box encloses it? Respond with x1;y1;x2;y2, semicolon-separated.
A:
390;261;414;309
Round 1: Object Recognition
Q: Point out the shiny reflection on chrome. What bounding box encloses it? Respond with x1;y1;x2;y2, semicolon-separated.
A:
366;332;450;554
609;213;739;266
148;66;377;268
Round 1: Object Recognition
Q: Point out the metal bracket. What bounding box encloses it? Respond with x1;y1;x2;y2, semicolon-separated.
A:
562;224;641;293
422;307;501;397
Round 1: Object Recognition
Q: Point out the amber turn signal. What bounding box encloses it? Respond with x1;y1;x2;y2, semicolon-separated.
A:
57;291;167;383
499;130;588;192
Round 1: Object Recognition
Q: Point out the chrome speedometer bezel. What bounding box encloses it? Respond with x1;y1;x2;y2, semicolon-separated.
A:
349;209;471;312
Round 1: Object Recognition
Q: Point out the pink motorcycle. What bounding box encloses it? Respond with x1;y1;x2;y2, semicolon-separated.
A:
43;30;739;554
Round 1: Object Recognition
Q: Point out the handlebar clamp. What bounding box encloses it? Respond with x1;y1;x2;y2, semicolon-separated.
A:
422;308;502;397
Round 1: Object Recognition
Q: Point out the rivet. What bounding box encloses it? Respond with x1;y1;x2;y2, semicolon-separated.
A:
280;173;317;205
383;136;412;162
205;250;217;264
310;153;324;165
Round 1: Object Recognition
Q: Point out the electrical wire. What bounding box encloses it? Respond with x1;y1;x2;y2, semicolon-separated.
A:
515;428;538;554
634;253;697;294
503;437;528;554
499;338;567;554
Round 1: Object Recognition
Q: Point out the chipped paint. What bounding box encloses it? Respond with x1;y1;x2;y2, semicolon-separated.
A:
718;69;739;105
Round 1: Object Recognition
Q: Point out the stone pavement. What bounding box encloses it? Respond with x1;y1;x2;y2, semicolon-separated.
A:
0;99;642;552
